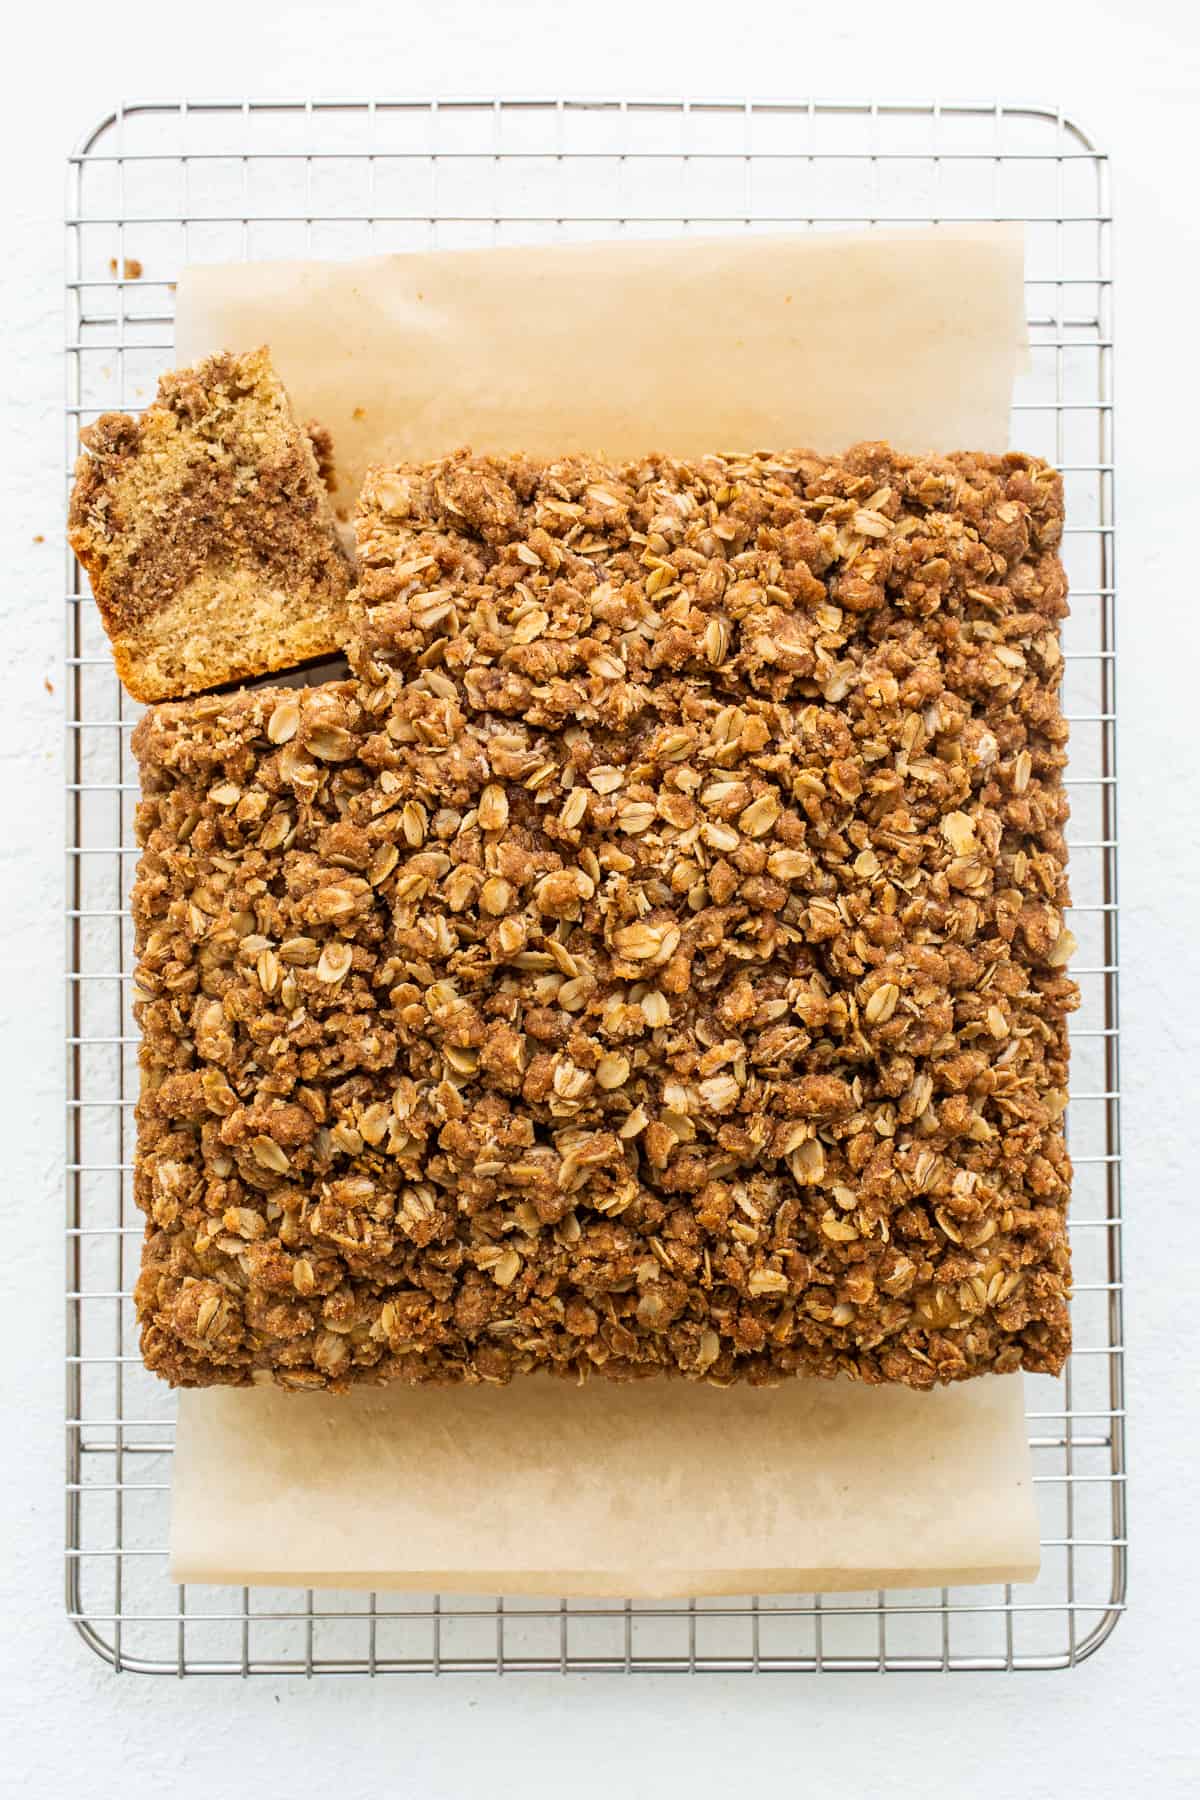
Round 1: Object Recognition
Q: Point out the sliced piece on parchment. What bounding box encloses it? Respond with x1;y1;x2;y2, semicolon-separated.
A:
69;346;352;703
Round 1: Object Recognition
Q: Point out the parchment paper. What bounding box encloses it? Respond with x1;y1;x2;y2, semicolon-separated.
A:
175;225;1027;500
172;1375;1037;1596
171;223;1039;1597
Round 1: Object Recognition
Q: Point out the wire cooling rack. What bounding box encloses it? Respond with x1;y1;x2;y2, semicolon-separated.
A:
64;97;1122;1676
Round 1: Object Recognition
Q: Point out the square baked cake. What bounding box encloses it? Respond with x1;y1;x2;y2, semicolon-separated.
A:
131;442;1075;1390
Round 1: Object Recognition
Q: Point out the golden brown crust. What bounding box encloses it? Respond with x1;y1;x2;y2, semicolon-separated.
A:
68;348;352;703
131;443;1075;1393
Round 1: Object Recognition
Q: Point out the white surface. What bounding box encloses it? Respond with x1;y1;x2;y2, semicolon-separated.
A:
1;1;1198;1794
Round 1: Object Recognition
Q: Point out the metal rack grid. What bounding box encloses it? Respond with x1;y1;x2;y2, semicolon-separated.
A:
64;97;1122;1676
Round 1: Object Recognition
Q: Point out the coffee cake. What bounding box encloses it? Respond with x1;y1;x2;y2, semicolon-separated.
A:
69;347;352;703
131;442;1075;1391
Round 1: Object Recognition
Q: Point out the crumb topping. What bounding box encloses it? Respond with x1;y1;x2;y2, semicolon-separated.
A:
131;442;1075;1391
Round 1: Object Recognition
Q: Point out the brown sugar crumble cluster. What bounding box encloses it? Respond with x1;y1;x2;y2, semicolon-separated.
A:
132;442;1076;1392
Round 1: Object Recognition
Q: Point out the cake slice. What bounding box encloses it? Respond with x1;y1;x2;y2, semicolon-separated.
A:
69;347;353;703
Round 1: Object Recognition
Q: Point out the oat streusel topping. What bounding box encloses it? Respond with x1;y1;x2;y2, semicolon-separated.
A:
132;442;1075;1392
